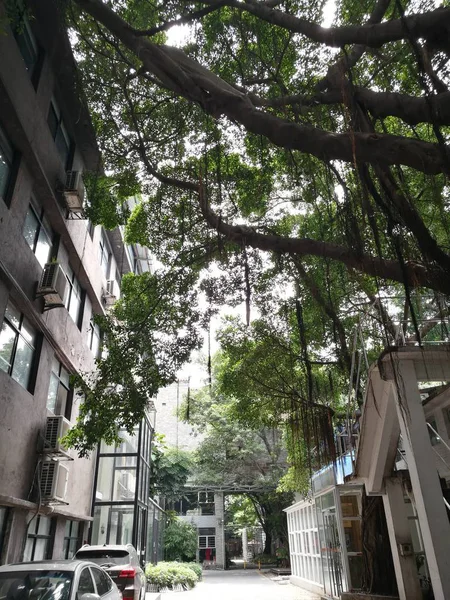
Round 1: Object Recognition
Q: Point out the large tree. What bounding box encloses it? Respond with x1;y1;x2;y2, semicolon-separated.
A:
39;0;450;450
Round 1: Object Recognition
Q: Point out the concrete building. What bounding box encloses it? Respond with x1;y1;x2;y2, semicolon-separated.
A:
0;0;148;564
154;382;226;567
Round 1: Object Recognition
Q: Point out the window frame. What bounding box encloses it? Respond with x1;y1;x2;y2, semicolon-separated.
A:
23;515;54;561
63;519;80;559
47;358;72;419
23;199;54;268
47;98;72;169
64;266;83;328
426;416;441;446
10;3;43;86
0;301;37;391
99;233;111;279
88;320;102;359
0;125;17;207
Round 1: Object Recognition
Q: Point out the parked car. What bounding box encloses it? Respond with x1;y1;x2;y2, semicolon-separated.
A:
0;560;121;600
74;545;145;600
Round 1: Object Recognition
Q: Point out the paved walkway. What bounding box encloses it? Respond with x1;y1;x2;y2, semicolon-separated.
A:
155;570;321;600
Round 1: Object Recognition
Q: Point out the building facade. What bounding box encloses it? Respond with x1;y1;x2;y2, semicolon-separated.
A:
0;0;146;565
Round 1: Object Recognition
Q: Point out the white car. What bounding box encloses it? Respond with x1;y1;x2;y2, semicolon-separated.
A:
0;560;122;600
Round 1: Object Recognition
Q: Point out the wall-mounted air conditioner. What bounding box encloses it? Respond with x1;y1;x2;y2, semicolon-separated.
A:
36;263;67;310
40;460;69;503
198;491;214;504
64;171;85;212
43;416;71;455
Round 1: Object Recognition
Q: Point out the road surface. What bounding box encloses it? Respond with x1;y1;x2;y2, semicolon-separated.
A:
155;570;320;600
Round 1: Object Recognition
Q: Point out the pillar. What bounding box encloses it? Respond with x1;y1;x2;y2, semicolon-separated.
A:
383;477;422;600
394;360;450;600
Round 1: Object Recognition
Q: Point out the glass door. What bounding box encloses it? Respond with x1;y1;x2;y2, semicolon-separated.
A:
317;491;345;598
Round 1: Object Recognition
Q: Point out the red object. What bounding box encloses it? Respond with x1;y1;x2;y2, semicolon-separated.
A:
205;549;211;561
118;569;136;578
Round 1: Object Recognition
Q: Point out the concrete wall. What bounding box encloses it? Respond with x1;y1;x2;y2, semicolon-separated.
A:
155;382;203;451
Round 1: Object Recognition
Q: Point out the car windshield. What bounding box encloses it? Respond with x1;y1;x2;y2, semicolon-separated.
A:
75;551;130;567
0;570;73;600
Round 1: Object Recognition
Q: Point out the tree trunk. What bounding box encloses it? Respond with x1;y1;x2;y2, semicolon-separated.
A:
263;530;272;555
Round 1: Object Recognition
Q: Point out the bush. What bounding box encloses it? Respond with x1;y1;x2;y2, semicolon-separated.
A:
184;562;202;580
253;553;277;564
164;520;197;562
145;561;199;591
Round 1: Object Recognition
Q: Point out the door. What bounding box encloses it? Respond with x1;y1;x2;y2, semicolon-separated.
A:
317;492;345;598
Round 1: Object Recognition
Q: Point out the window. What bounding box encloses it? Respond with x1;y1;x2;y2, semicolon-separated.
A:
88;321;102;358
10;3;41;81
99;233;111;278
64;266;83;326
63;520;79;559
91;567;112;596
88;220;96;240
23;515;53;561
23;200;53;268
78;568;95;596
0;508;8;556
0;126;15;203
0;302;37;390
47;99;71;168
426;417;440;446
47;358;71;418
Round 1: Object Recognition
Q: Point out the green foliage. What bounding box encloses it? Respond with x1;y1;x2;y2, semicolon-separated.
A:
145;561;199;590
253;553;277;564
149;435;193;501
83;171;138;229
63;269;201;456
183;563;203;580
162;521;198;562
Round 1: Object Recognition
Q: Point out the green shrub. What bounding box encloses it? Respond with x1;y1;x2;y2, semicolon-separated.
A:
145;561;199;591
184;562;202;580
253;553;277;564
163;520;197;562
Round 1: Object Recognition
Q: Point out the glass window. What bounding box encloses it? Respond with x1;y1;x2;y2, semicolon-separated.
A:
64;267;83;326
0;126;14;202
63;520;79;559
47;99;71;168
10;4;39;77
0;301;36;390
91;506;134;546
0;508;8;556
23;515;53;561
47;358;71;417
427;417;441;446
0;569;73;600
96;456;137;502
91;568;111;596
78;568;95;596
23;200;53;268
99;233;111;278
88;321;102;358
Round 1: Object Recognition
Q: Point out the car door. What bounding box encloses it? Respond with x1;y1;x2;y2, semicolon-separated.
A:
90;567;119;600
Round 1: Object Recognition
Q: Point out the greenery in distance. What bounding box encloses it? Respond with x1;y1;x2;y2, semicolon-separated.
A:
163;520;198;563
145;561;199;591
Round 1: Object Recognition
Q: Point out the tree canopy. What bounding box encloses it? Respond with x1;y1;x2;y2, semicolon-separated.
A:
50;0;450;451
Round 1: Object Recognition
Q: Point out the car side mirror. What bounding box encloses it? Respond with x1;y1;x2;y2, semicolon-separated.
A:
79;594;101;600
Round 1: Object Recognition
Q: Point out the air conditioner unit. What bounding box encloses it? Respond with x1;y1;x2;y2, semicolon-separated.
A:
64;171;85;212
40;461;69;503
102;279;118;307
43;416;71;454
36;263;67;310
